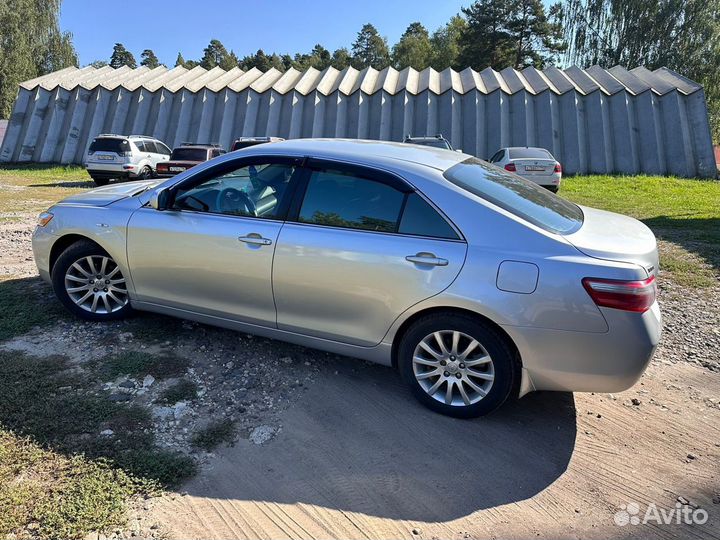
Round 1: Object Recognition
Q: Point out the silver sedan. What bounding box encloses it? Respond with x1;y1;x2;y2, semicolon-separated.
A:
32;140;661;417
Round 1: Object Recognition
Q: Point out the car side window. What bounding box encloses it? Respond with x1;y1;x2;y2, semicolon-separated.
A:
157;142;171;155
135;141;147;153
398;194;459;239
145;141;159;154
489;150;503;163
173;162;296;219
298;169;405;233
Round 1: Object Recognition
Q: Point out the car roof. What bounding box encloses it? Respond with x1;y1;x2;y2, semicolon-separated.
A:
503;146;551;151
248;138;466;172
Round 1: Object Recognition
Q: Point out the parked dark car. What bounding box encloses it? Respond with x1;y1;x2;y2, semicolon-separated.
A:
230;137;284;152
156;143;225;177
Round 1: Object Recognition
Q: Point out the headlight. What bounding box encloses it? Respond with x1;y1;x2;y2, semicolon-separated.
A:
37;212;54;227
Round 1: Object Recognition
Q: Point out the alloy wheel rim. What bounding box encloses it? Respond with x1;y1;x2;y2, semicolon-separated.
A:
64;255;128;314
412;330;494;406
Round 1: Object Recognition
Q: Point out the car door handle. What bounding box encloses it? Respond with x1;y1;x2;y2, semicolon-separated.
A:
405;253;448;266
238;234;272;246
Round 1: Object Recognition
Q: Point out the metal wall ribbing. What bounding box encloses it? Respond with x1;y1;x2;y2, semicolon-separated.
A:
0;64;716;178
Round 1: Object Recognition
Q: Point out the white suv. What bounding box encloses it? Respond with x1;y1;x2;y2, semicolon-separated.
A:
85;134;172;186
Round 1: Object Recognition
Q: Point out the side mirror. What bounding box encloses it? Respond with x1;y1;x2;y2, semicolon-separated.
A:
149;188;171;210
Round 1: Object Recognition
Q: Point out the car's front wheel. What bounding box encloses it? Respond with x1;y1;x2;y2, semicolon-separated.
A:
398;313;518;418
52;240;133;321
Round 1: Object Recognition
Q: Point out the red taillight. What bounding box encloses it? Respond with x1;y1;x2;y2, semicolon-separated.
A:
504;163;516;172
157;163;167;171
554;163;562;173
582;276;656;313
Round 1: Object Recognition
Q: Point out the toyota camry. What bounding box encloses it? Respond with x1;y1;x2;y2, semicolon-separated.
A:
32;139;661;417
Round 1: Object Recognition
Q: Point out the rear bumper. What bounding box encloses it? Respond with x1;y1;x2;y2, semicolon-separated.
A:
505;301;661;393
519;173;562;187
87;170;131;181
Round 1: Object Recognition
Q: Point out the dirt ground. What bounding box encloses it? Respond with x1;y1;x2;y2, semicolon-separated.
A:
1;206;719;539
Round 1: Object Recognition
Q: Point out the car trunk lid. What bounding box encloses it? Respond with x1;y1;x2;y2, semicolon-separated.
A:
512;158;556;176
564;206;659;276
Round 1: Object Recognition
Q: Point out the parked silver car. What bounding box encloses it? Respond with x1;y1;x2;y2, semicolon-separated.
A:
33;140;661;417
489;147;562;192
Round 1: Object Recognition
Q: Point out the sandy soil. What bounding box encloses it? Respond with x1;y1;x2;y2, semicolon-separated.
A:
147;357;720;540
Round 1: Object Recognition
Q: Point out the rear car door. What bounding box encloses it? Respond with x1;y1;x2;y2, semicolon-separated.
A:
127;156;301;326
272;160;467;346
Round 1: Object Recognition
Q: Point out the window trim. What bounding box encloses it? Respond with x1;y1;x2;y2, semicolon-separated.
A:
285;158;465;241
164;154;305;222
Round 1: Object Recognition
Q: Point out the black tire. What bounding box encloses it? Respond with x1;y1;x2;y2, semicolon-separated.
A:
138;166;152;180
398;313;518;418
52;240;133;321
92;177;110;186
547;185;559;193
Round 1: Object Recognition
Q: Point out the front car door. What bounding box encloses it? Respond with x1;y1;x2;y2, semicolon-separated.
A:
126;156;301;326
272;159;468;346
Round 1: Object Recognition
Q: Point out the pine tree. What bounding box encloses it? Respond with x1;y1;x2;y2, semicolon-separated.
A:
351;23;391;69
140;49;160;69
175;52;186;67
109;43;136;69
200;39;231;69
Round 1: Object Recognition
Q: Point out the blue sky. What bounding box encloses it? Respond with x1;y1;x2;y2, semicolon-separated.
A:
60;0;470;67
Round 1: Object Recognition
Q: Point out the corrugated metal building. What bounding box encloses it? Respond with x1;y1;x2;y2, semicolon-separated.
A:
0;64;716;177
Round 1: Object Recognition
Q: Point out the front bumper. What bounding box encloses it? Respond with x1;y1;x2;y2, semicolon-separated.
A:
505;301;661;393
32;225;54;283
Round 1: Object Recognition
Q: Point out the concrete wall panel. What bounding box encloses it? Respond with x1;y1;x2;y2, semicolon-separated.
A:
0;65;714;178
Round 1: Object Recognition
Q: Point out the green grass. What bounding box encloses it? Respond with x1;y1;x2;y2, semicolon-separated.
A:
0;350;197;538
562;175;720;288
0;277;69;342
0;164;91;214
157;379;199;405
95;351;190;380
0;433;142;540
191;419;236;452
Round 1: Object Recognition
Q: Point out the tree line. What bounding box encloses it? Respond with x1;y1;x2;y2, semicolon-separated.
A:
1;0;719;142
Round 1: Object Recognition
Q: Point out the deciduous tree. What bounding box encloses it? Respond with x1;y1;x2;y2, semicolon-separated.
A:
392;22;432;70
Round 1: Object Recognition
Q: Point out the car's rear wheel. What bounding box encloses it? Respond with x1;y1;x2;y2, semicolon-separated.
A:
138;166;152;180
398;313;518;418
52;240;133;321
91;177;110;186
547;185;559;193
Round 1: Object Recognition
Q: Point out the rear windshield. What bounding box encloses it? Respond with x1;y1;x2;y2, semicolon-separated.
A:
410;139;451;150
509;148;552;159
170;148;208;161
89;138;129;154
232;140;264;151
443;157;583;234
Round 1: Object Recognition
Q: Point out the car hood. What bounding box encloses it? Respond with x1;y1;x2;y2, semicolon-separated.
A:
58;179;161;207
564;206;659;276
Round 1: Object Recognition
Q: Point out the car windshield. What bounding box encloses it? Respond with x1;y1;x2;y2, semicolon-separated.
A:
89;138;129;154
171;148;208;161
508;148;552;160
443;157;583;234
